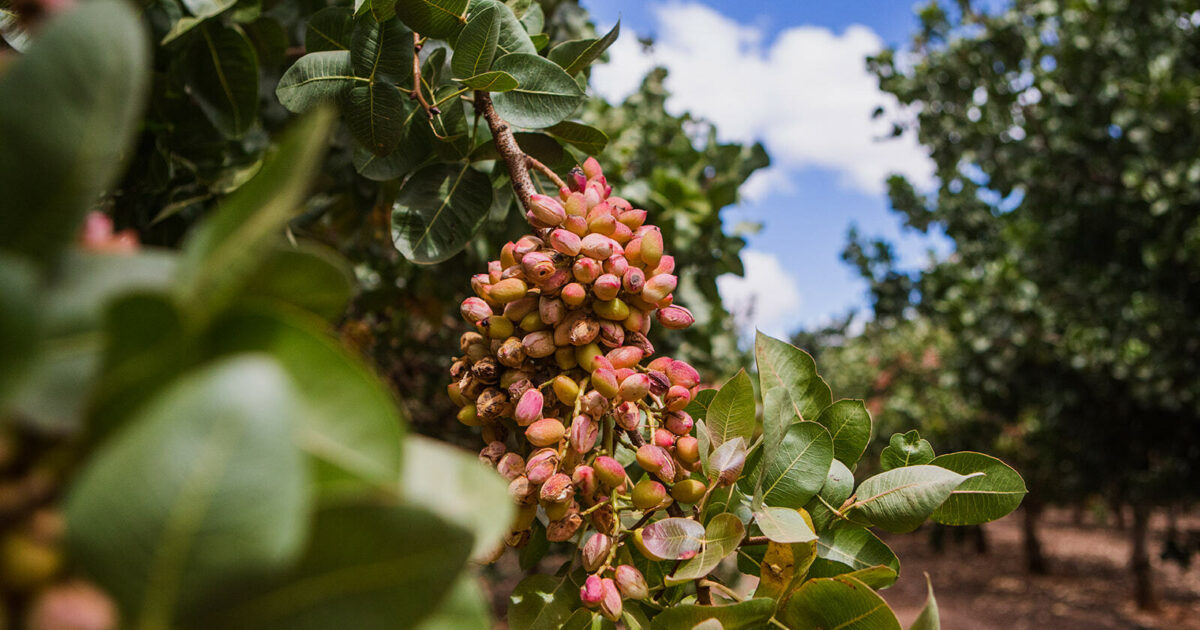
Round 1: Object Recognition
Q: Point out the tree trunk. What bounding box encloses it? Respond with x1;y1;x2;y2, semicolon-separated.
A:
973;525;989;555
1023;503;1048;574
1110;497;1126;531
1130;503;1159;611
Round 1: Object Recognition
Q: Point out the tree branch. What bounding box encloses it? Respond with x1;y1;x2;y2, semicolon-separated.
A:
739;535;769;547
410;33;438;119
474;91;537;213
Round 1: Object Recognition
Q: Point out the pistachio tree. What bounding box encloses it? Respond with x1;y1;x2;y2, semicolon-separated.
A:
862;0;1200;609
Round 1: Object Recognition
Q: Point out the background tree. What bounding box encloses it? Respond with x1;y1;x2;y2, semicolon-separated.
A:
858;0;1200;608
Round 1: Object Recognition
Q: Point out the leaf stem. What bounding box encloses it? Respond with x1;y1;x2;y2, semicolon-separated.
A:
700;579;745;602
738;535;769;547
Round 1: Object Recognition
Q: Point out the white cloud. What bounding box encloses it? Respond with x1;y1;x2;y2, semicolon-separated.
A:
590;2;933;197
716;250;803;338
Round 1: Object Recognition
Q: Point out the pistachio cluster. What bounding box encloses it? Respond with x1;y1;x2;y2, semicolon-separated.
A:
449;158;707;620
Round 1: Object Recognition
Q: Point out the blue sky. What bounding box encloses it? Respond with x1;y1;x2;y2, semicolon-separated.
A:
580;1;950;338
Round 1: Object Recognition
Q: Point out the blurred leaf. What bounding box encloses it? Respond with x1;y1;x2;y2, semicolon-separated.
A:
545;120;608;154
848;465;975;533
177;109;335;313
305;6;354;51
185;23;259;139
415;574;492;630
401;435;513;560
518;2;542;34
0;255;39;403
0;0;150;267
815;399;872;466
649;599;775;630
929;452;1026;525
666;513;744;585
395;0;468;38
880;430;935;471
546;20;619;75
778;576;902;630
490;53;584;128
451;3;499;79
508;571;585;630
209;503;473;630
392;163;493;263
276;51;358;113
240;242;355;321
66;357;311;628
204;308;405;492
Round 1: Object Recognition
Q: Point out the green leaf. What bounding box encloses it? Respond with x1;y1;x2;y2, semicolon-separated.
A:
0;0;150;266
842;565;900;590
708;437;747;487
161;0;235;42
666;513;745;585
401;435;513;559
185;24;259;139
685;388;718;421
810;527;900;588
649;599;775;630
395;0;468;39
754;331;832;422
815;399;872;466
909;575;940;630
518;2;542;34
347;82;408;155
466;0;535;56
640;517;705;561
880;430;935;471
848;465;976;533
351;15;413;82
505;0;532;18
65;357;311;628
276;51;358;113
804;458;854;531
754;507;817;544
508;572;585;630
545;120;609;154
0;255;39;404
451;4;499;78
929;452;1026;526
778;576;902;630
415;574;492;630
354;105;435;181
392;163;493;263
704;369;756;454
547;20;620;75
490;53;585;128
457;69;518;91
177;109;335;312
528;32;549;51
240;242;354;321
748;421;832;509
209;503;473;630
305;6;354;52
203;308;405;490
519;520;549;571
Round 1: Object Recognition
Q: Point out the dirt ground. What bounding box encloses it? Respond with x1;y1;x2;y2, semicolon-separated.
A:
883;509;1200;630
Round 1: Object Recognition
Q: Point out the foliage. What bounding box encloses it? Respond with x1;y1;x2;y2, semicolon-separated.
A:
861;0;1200;505
0;5;505;627
1;0;1027;627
